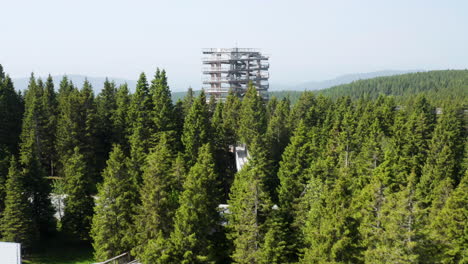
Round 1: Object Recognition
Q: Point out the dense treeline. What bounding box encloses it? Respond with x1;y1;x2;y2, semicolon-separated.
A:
174;70;468;106
0;64;466;263
320;70;468;104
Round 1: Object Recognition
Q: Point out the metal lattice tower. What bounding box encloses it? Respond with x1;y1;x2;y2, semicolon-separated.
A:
202;48;269;101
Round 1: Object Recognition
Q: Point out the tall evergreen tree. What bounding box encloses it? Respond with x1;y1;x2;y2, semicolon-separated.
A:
0;71;23;155
0;70;23;214
164;144;220;263
228;140;272;264
182;91;210;166
363;171;421;263
238;84;267;147
19;74;55;238
41;75;58;177
0;157;36;249
96;78;117;170
62;147;94;240
111;84;130;150
133;134;178;261
91;145;136;261
128;73;154;185
150;69;174;137
222;89;241;146
429;171;468;263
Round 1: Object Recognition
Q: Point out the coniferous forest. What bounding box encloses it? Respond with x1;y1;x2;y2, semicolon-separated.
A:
0;65;467;263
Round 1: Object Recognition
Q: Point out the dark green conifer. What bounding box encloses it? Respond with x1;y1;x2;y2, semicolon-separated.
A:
91;145;136;261
165;144;220;263
133;134;178;261
62;147;94;240
182;91;210;166
0;157;36;248
228;140;272;264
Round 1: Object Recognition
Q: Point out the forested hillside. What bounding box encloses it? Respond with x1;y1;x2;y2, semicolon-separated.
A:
0;64;466;263
320;70;468;104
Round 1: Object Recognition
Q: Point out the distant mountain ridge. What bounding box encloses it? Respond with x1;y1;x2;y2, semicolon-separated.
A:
270;70;424;91
12;70;422;94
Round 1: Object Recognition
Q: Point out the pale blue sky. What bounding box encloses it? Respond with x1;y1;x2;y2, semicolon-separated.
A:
1;0;467;91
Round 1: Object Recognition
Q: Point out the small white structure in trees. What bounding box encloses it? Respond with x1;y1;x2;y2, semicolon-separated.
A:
0;242;21;264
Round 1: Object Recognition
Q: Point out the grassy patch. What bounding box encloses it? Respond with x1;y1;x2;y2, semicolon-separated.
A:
22;234;94;264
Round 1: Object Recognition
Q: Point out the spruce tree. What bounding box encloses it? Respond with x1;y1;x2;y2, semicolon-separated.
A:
182;87;195;117
363;171;420;263
91;145;136;261
41;75;58;177
19;74;55;238
128;73;154;185
222;89;241;146
0;73;23;155
238;84;267;146
228;140;272;264
0;157;36;249
111;84;130;150
182;91;210;167
276;120;315;260
62;147;94;240
133;134;178;261
165;144;220;263
150;69;174;136
78;80;99;184
429;171;468;263
96;78;117;169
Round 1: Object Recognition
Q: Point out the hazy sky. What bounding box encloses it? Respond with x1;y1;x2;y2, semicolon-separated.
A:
1;0;467;91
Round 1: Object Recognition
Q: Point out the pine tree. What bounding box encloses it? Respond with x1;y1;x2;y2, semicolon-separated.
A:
182;91;210;166
222;89;241;146
238;84;267;146
0;73;23;155
165;144;220;263
78;80;100;184
429;171;468;263
133;134;178;261
228;140;272;264
0;157;36;249
150;69;174;137
301;169;360;263
182;87;195;117
416;105;464;210
91;145;136;261
111;83;131;150
266;97;290;169
62;147;94;240
19;74;55;238
275;120;315;260
0;71;23;214
211;101;234;200
41;75;58;177
258;210;288;264
289;91;315;129
128;73;154;185
363;171;420;263
96;78;117;169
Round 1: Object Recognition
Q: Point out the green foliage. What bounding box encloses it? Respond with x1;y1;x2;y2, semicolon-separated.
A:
62;147;94;240
0;66;466;263
165;144;220;263
0;157;36;248
228;141;272;264
238;84;267;146
182;91;210;166
320;70;468;104
91;145;136;261
133;135;178;262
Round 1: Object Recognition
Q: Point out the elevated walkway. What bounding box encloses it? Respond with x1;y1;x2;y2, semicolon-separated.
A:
235;144;250;171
